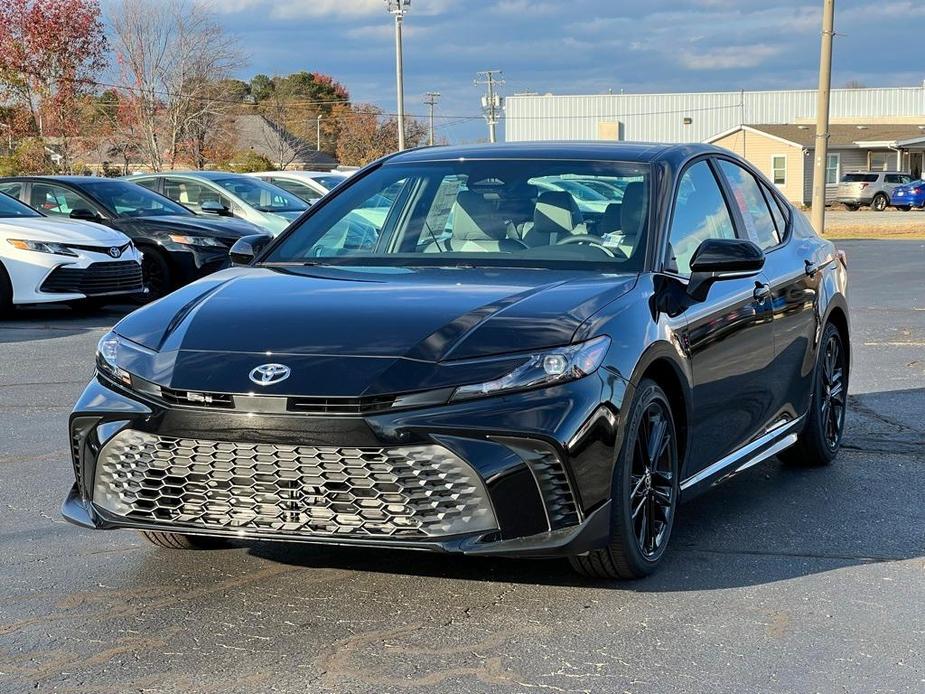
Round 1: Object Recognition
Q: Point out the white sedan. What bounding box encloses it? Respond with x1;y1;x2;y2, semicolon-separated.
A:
0;193;144;312
247;170;352;204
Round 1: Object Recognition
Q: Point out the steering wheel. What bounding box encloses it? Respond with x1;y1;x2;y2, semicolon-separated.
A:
556;234;618;258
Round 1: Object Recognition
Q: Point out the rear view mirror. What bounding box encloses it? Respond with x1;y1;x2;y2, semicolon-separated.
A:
687;238;764;302
70;208;100;222
229;234;273;265
201;200;232;216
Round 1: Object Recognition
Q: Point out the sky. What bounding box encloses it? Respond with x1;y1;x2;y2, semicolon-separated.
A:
199;0;923;143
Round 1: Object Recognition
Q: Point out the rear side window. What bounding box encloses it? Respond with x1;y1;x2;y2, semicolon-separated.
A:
884;174;912;184
761;183;789;240
717;160;780;249
665;160;737;277
133;178;160;192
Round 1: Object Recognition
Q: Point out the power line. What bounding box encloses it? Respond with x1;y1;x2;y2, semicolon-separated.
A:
474;70;504;143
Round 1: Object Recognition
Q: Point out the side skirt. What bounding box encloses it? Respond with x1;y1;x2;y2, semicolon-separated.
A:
679;416;804;494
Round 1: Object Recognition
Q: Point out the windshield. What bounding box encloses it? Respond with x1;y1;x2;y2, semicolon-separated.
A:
265;159;650;271
213;177;308;213
87;180;191;217
0;190;41;218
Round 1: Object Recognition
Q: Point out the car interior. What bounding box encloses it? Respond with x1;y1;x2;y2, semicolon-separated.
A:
282;163;651;269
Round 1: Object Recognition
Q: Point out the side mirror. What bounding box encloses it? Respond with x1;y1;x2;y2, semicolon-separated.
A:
70;208;100;222
229;234;272;266
686;238;764;302
200;200;232;216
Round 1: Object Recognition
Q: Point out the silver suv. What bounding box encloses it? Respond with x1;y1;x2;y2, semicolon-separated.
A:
836;171;914;211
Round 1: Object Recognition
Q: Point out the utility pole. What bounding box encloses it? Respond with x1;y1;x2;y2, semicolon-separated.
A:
423;91;440;146
811;0;836;234
475;70;504;143
385;0;411;151
316;114;322;152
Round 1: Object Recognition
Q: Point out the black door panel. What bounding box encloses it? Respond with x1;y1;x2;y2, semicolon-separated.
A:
682;274;775;475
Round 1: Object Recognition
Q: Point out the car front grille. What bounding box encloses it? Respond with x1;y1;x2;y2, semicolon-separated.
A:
93;431;497;539
41;261;143;296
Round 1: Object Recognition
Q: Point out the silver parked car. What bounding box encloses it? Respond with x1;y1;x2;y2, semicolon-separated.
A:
125;172;309;235
247;170;352;204
835;171;914;211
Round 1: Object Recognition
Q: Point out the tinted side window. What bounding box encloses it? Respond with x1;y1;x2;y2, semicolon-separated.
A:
271;178;321;202
717;160;780;249
133;178;159;193
761;183;788;240
666;161;737;277
0;182;23;199
29;183;97;217
163;178;226;213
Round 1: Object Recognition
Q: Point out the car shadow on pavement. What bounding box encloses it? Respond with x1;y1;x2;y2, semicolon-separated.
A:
245;389;925;591
0;303;136;345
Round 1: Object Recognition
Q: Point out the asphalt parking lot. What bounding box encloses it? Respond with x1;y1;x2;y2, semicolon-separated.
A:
1;239;923;693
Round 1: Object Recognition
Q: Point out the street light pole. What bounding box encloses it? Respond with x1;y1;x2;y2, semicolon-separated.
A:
385;0;410;151
316;114;322;152
811;0;836;234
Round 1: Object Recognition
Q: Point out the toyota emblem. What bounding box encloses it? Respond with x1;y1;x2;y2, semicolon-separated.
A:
249;363;291;386
109;246;122;258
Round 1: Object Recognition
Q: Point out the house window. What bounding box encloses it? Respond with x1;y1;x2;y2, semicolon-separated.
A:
771;155;787;185
868;151;892;172
826;153;840;185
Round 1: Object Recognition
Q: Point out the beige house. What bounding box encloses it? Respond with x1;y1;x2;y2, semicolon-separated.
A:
708;123;925;206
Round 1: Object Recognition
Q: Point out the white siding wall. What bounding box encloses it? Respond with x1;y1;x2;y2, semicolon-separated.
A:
505;87;925;143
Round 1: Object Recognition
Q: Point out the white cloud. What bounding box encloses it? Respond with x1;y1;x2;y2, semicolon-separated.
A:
680;44;781;70
210;0;456;19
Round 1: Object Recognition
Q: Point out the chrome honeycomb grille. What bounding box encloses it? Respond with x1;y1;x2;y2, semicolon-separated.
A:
93;431;497;538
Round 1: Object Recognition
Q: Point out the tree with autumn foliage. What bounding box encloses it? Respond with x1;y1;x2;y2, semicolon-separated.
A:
333;103;427;167
0;0;108;172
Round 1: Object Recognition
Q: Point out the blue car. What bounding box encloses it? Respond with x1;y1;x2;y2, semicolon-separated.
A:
890;179;925;210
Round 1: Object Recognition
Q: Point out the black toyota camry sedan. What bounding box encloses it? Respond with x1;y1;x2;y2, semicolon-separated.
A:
62;143;849;579
0;176;263;298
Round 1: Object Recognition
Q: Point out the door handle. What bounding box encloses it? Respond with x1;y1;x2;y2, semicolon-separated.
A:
753;282;771;301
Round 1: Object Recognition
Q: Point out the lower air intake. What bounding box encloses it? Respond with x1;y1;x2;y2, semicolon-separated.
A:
93;431;497;539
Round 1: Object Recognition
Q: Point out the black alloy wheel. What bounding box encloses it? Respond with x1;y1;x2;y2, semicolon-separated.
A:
570;378;679;579
781;322;848;466
818;330;847;451
630;401;676;558
871;193;889;211
140;250;171;301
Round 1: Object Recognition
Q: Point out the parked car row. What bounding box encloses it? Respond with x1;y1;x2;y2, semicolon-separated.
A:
834;170;919;210
0;170;345;314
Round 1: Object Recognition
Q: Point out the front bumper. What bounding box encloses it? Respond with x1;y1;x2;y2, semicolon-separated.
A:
5;245;143;304
64;370;627;558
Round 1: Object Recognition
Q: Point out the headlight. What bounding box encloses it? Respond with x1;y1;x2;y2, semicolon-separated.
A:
167;234;226;247
97;332;133;385
7;238;78;257
451;335;611;401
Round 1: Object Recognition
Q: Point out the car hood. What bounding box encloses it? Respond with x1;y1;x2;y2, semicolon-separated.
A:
113;265;636;396
115;215;261;239
0;216;128;245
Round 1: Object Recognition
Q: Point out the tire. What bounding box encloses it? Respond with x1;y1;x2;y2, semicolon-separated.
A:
844;203;859;211
139;530;228;550
570;378;680;580
140;248;172;301
897;205;911;212
0;261;12;316
871;193;889;211
780;322;848;467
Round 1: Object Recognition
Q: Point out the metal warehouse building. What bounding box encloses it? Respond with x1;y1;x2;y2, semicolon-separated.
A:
504;86;925;205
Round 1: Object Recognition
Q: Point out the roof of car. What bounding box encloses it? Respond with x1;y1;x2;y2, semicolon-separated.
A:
385;141;721;164
0;175;140;188
128;171;247;180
